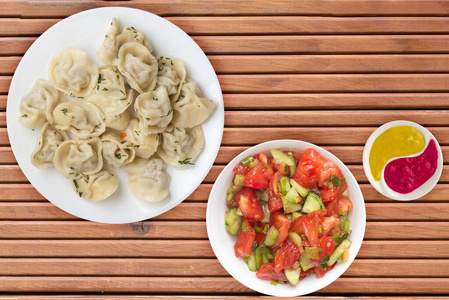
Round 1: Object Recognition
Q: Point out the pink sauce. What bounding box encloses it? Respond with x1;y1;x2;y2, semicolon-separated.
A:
384;139;438;194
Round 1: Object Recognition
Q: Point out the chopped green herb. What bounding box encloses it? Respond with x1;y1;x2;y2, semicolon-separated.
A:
152;97;158;101
161;108;172;117
134;130;140;136
78;192;83;197
102;87;108;91
97;85;99;91
146;118;151;121
120;90;125;95
178;157;194;165
73;179;79;189
120;98;126;100
330;175;342;186
22;114;28;117
98;74;102;83
134;145;140;148
115;153;122;159
60;108;68;115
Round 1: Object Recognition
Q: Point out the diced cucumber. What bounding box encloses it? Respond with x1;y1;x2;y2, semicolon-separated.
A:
300;254;315;271
227;185;241;194
284;268;300;285
258;189;269;202
341;219;351;231
245;251;257;271
290;179;309;197
270;149;296;167
241;155;254;166
288;154;297;177
234;174;246;187
327;239;352;266
261;202;270;223
283;202;302;214
264;227;279;246
291;212;303;221
283;185;300;203
224;208;242;236
287;232;302;249
302;191;324;214
255;247;264;269
304;246;320;259
278;176;291;195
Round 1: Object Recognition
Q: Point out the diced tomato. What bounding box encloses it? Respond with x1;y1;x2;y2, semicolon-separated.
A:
320;186;340;202
274;239;301;272
318;236;336;260
255;232;266;245
338;198;353;216
321;216;341;236
234;219;256;257
233;187;264;223
315;262;336;278
267;171;283;212
269;211;290;249
317;161;343;188
289;213;323;248
233;162;250;175
325;199;340;217
256;262;288;282
243;162;271;189
268;196;283;212
293;148;326;189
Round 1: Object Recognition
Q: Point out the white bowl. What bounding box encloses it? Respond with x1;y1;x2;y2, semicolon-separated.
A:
363;120;443;201
206;139;366;296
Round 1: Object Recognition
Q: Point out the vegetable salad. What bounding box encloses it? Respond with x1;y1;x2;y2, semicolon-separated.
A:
225;148;353;286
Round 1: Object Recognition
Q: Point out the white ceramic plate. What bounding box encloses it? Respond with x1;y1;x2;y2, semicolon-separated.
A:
206;140;366;297
363;120;443;201
7;7;224;224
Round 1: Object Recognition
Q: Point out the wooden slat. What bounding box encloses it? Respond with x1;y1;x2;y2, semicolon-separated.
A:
0;95;6;110
0;57;20;75
0;258;447;277
4;0;449;17
0;276;448;294
0;240;216;258
0;240;447;259
223;93;449;109
224;110;449;127
0;76;11;93
221;128;449;146
6;35;449;56
0;258;228;276
0;202;207;221
0;221;448;240
218;74;449;93
4;17;449;36
0;298;446;300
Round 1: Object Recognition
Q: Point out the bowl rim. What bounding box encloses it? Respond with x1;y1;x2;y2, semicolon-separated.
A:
362;120;443;201
206;139;366;296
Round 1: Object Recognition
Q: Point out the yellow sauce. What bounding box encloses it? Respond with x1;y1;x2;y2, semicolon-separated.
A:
369;126;425;181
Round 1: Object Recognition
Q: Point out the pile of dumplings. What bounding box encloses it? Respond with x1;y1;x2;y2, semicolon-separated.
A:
18;18;216;202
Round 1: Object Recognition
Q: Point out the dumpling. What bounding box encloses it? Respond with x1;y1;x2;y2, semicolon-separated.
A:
86;66;134;130
97;18;153;65
53;138;103;179
157;125;204;166
117;42;158;94
31;122;70;168
97;18;120;65
72;167;118;201
124;157;170;202
172;78;215;128
48;48;99;97
156;56;186;102
135;86;173;134
19;79;62;129
122;118;160;159
52;101;106;139
101;132;136;169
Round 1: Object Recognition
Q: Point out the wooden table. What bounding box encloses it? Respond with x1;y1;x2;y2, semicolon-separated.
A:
1;0;449;298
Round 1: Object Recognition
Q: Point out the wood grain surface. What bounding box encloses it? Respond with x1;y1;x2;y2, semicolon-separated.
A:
1;0;449;298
